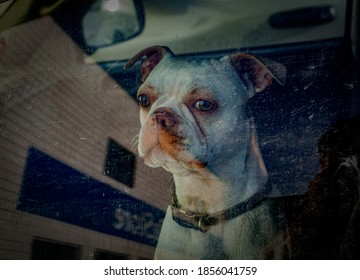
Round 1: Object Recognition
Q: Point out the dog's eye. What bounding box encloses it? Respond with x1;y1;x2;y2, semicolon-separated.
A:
137;94;151;108
193;99;216;112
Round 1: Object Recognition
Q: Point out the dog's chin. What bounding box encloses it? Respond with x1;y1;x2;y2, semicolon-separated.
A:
140;144;207;176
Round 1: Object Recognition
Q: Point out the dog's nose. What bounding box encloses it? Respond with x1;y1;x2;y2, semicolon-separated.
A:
153;107;177;128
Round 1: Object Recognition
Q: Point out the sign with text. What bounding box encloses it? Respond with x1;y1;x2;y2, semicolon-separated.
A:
18;148;165;247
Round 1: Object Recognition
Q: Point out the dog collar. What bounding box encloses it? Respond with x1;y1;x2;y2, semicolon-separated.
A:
171;181;272;232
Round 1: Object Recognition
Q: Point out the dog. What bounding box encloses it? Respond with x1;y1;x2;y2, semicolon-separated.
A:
125;46;286;259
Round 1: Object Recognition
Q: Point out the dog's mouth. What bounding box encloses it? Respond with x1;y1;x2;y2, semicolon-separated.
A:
143;144;207;175
139;136;208;174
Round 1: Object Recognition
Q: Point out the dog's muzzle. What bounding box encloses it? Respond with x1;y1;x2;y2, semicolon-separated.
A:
141;106;208;170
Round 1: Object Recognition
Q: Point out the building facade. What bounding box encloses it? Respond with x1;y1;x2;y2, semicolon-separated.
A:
0;17;172;260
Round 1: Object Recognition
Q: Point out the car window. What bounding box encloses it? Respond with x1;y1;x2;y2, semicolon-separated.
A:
0;0;359;261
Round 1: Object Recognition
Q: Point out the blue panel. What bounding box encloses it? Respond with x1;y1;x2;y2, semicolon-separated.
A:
17;148;165;247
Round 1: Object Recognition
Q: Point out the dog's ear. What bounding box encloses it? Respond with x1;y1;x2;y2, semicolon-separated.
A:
125;46;174;82
229;53;286;94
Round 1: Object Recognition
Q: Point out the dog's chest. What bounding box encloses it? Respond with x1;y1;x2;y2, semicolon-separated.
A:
155;206;226;259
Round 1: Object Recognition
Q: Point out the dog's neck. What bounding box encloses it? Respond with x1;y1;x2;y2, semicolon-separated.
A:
173;121;268;214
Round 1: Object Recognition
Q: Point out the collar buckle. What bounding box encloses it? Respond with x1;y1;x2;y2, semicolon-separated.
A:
171;206;213;232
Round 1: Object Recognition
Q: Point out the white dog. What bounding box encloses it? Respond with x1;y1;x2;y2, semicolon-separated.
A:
126;46;286;259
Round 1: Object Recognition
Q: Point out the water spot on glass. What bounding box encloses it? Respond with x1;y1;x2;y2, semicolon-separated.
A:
344;82;354;90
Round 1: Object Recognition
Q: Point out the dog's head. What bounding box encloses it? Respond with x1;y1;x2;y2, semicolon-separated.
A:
126;46;286;177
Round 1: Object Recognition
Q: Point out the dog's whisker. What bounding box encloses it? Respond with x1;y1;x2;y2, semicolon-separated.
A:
133;140;139;152
131;134;140;150
130;127;141;133
131;134;139;144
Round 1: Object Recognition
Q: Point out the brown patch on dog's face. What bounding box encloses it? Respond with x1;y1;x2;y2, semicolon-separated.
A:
158;126;208;171
158;127;184;159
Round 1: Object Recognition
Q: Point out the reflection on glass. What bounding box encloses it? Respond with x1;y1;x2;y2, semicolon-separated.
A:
82;0;140;47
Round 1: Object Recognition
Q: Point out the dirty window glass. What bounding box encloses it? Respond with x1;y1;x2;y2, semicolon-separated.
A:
1;0;359;262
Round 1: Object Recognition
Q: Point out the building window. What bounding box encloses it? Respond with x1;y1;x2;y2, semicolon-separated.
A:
94;249;129;260
104;138;136;188
31;238;81;260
